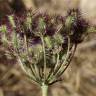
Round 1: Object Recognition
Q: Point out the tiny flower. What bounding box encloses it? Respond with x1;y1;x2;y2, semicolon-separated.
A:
45;24;56;36
32;36;41;45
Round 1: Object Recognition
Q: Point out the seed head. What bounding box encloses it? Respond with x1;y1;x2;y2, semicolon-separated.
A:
0;9;90;85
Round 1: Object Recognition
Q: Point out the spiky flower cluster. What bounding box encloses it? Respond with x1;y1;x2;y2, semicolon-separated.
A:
0;9;88;86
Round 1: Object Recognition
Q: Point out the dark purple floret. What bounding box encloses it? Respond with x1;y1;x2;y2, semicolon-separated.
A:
70;16;88;44
64;9;89;44
0;15;9;25
31;13;51;31
25;29;33;37
32;36;41;45
43;13;52;24
67;9;79;16
45;24;56;36
62;37;68;49
56;15;65;23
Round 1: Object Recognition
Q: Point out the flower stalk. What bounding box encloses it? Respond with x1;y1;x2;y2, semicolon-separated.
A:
41;83;48;96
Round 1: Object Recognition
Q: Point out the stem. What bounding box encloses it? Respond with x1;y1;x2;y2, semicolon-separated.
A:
41;35;46;82
41;83;48;96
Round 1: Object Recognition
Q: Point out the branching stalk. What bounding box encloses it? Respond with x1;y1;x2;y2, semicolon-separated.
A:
48;36;71;83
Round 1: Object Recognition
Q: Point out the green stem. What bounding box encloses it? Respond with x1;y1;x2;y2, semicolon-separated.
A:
41;35;46;82
41;83;48;96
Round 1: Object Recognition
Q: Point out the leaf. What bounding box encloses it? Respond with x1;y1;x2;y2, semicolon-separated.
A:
65;16;75;28
8;15;16;28
65;16;75;34
44;36;52;48
54;33;64;44
32;44;43;60
38;18;46;32
0;25;7;45
12;31;18;49
25;15;32;29
0;25;7;33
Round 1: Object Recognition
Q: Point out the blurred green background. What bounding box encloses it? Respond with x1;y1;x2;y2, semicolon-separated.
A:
0;0;96;96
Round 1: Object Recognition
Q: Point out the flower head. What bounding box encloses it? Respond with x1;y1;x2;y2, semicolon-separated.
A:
0;9;90;85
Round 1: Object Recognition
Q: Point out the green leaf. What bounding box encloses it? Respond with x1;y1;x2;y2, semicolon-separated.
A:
44;36;52;48
39;18;46;31
12;31;18;49
54;34;64;44
8;15;16;28
65;16;75;28
65;16;75;34
32;44;43;58
25;15;32;29
0;25;7;33
0;25;7;45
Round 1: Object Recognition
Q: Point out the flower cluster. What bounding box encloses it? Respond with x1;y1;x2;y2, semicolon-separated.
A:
0;9;89;86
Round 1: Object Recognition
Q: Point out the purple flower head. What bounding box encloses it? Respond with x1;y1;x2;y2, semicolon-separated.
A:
0;9;92;87
64;9;89;44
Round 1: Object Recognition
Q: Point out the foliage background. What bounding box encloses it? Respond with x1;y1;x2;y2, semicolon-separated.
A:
0;0;96;96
